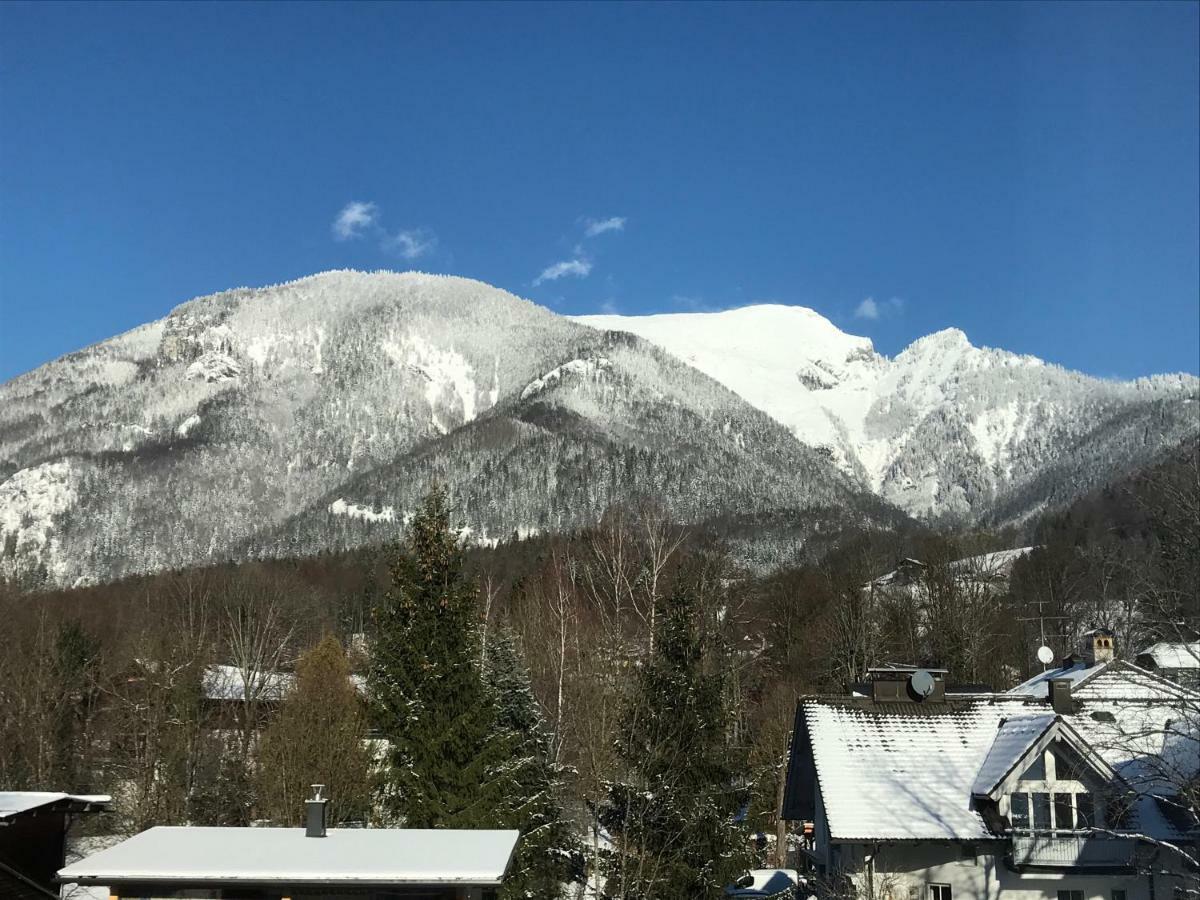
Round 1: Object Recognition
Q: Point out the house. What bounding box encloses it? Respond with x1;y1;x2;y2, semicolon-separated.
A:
58;787;520;900
0;792;110;899
1135;642;1200;690
782;632;1199;899
865;547;1036;598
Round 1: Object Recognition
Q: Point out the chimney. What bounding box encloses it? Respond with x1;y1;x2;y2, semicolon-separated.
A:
1080;628;1115;665
305;784;328;837
1049;678;1075;715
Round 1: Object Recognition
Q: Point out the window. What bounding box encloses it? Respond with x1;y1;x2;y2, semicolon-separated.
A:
929;885;952;900
1033;792;1052;830
1022;752;1046;781
1054;792;1075;830
1010;792;1030;831
1054;747;1083;781
1057;892;1084;900
1076;792;1095;828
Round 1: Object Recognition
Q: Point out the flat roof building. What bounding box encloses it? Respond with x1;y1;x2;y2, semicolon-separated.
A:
58;825;521;900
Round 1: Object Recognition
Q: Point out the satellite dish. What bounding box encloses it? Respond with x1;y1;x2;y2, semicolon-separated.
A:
1037;646;1055;665
909;669;936;699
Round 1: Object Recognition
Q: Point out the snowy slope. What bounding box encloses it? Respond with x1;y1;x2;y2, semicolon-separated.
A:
2;273;1195;586
0;272;886;586
575;307;1199;520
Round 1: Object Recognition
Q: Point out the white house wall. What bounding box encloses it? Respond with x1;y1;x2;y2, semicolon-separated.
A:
841;841;1161;900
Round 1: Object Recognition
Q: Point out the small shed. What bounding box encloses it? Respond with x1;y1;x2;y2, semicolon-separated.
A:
0;792;110;898
57;825;520;900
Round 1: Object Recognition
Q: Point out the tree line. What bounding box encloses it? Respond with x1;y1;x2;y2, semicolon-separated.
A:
1;441;1195;898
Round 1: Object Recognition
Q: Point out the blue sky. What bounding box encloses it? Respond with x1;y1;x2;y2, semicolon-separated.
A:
1;1;1197;381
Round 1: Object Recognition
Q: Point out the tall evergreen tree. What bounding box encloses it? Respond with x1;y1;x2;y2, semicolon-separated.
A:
369;487;515;827
600;586;749;900
483;626;585;898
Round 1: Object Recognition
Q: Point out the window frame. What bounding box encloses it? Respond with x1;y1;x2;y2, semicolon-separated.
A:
1009;790;1098;833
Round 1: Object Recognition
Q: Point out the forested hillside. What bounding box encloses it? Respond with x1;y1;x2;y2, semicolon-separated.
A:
0;271;896;587
3;440;1194;878
2;270;1195;588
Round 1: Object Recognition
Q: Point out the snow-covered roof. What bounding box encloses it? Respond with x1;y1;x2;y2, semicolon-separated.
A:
803;697;1029;841
202;664;294;702
867;547;1035;590
0;792;110;819
1136;642;1200;670
799;661;1200;844
726;868;800;897
58;826;520;887
1007;658;1102;697
948;546;1035;578
969;713;1057;797
1009;658;1199;702
970;714;1119;800
1071;661;1200;701
201;664;366;702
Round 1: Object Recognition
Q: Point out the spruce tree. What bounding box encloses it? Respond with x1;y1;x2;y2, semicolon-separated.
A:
483;627;585;898
369;487;515;827
600;586;748;899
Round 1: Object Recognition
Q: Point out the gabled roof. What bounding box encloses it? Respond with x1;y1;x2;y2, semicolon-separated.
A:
793;655;1200;845
969;714;1056;797
801;697;1030;841
58;827;521;887
1072;660;1200;701
1136;642;1200;671
1010;658;1200;702
970;714;1117;800
0;792;110;820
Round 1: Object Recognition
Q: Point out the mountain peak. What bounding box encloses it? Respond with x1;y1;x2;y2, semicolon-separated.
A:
900;326;973;355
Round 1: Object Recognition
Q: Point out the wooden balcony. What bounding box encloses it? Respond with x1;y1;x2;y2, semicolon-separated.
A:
1011;833;1137;869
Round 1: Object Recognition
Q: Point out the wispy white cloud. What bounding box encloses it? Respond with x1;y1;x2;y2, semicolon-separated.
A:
332;201;378;241
332;201;438;260
533;258;592;286
855;295;905;321
583;216;626;238
382;228;437;260
855;297;880;320
599;298;620;315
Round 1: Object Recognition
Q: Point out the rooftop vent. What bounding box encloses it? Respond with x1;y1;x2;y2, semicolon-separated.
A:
1049;678;1075;715
305;784;328;837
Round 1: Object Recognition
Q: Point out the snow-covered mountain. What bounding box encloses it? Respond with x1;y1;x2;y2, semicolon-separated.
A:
1;271;1195;587
576;306;1199;521
0;272;895;586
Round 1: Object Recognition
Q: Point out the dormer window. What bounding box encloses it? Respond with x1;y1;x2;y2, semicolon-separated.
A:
1005;744;1104;833
1008;790;1096;832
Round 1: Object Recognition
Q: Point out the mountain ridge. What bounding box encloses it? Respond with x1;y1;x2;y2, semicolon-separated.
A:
574;304;1198;519
2;271;1196;586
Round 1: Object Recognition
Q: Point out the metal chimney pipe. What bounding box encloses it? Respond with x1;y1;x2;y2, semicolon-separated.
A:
305;784;328;837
